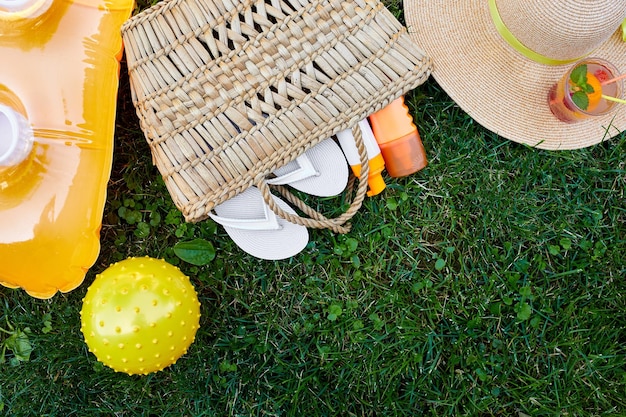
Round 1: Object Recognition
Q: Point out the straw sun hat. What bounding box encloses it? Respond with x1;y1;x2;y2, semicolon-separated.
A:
404;0;626;150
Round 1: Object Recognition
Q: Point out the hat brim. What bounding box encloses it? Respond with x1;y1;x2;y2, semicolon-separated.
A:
404;0;626;150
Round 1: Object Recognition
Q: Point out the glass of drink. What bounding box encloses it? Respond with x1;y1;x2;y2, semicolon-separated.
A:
548;58;623;123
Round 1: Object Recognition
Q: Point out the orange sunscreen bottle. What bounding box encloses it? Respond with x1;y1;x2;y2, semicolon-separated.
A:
0;0;134;298
368;96;428;178
336;119;386;197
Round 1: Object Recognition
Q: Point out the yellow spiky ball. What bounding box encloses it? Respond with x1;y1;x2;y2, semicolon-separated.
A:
80;257;201;375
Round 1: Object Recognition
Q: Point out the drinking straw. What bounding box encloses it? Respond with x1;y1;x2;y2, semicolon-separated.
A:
600;72;626;86
601;95;626;105
600;72;626;104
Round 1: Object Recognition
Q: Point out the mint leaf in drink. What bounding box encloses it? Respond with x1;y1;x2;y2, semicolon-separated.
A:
572;90;589;110
583;83;595;94
568;63;594;110
570;64;588;87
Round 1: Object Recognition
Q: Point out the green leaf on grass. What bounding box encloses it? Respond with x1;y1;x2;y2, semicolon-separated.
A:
369;312;384;330
559;238;572;250
42;313;52;334
345;238;358;253
218;360;237;373
549;245;561;255
475;368;489;382
519;286;532;298
173;239;216;265
327;304;343;321
134;221;151;238
386;198;398;211
434;258;446;271
352;320;364;330
1;324;32;365
516;302;532;321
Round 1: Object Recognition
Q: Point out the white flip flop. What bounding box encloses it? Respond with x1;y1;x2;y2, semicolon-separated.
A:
209;186;309;260
267;138;349;197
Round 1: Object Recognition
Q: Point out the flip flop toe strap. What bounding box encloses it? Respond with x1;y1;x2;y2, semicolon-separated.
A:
266;154;318;186
208;203;282;231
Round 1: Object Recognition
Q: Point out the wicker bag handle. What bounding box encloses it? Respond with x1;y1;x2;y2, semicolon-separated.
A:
255;122;370;234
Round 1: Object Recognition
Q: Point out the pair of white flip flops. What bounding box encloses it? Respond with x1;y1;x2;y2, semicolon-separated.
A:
209;139;349;260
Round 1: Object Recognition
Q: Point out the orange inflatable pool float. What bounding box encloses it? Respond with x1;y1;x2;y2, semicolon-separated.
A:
0;0;134;298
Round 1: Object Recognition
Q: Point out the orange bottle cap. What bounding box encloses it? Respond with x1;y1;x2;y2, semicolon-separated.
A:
378;131;427;178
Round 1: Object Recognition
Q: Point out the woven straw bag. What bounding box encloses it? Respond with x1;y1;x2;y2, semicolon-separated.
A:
121;0;431;233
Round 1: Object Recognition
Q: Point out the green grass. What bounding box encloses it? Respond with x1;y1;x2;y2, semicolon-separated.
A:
1;2;626;416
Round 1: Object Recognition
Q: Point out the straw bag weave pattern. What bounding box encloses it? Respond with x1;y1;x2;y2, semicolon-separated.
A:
121;0;431;228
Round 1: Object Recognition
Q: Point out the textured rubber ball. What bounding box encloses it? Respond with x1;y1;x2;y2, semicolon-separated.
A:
80;257;201;375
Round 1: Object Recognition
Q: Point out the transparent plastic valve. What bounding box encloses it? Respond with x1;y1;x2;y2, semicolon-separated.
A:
0;0;51;18
0;104;33;167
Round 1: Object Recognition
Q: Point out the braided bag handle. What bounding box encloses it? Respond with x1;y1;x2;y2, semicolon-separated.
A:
257;121;370;234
